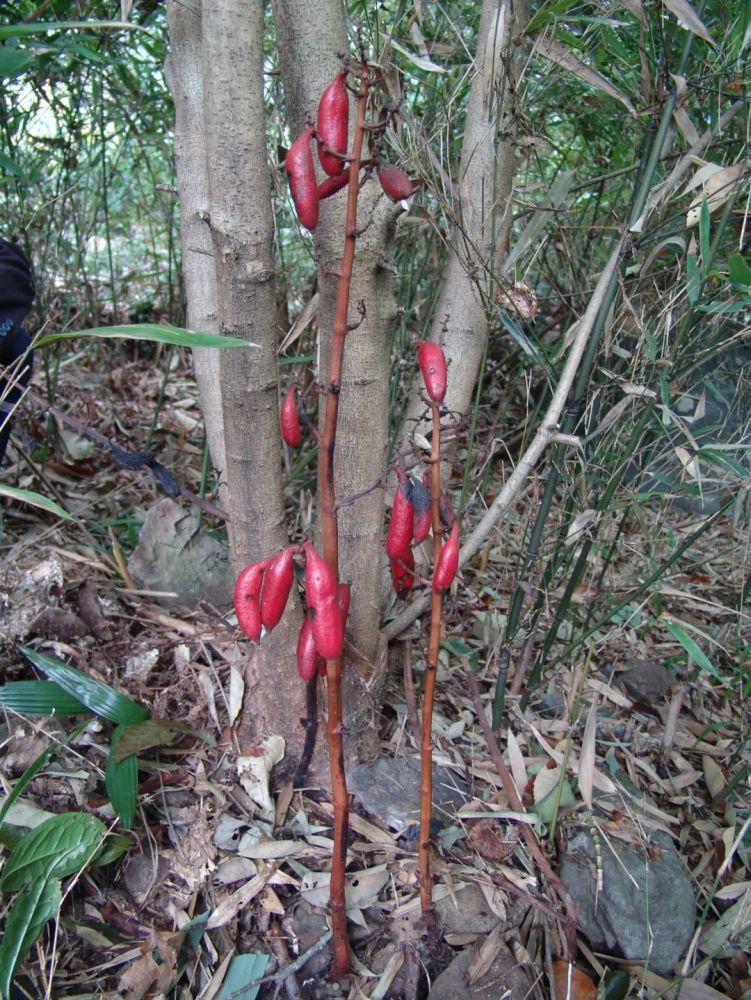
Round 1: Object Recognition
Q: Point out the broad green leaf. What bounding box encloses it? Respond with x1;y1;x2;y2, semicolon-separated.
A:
21;648;149;726
0;813;106;891
0;152;23;176
0;875;61;998
216;952;269;1000
105;728;138;828
0;47;32;77
0;484;73;520
663;619;718;677
92;833;131;868
0;680;88;717
0;20;146;40
35;323;256;350
729;253;751;286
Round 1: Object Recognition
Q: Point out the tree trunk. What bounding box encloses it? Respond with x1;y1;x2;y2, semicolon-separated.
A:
167;0;307;771
398;0;526;448
164;1;225;486
272;0;398;760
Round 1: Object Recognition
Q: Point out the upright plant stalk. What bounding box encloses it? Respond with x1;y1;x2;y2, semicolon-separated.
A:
319;64;370;979
419;401;443;923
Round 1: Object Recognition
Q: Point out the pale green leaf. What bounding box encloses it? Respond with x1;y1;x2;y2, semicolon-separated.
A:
35;323;256;350
0;484;73;520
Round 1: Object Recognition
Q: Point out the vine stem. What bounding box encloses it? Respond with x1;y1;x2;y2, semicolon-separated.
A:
418;401;443;924
319;62;370;979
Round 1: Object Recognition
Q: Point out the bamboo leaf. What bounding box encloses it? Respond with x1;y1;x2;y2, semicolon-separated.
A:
35;323;257;350
532;34;636;113
20;648;149;726
578;700;597;810
0;875;62;998
0;47;32;77
0;20;147;40
0;813;106;891
105;728;138;828
728;253;751;286
663;619;718;677
216;952;269;1000
0;681;88;717
661;0;717;46
0;484;73;520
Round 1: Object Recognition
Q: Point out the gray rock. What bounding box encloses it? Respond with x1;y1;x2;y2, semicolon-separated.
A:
433;883;501;936
127;499;233;607
618;658;673;702
559;825;695;974
428;942;530;1000
348;756;468;834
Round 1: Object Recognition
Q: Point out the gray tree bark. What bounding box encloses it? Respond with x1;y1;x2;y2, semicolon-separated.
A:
398;0;527;450
167;0;307;771
272;0;398;760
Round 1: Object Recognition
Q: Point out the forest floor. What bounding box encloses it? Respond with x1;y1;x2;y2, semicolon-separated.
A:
1;344;749;1000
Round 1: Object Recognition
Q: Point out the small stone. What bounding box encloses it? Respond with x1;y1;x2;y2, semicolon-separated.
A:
559;825;695;974
348;756;467;833
619;658;673;702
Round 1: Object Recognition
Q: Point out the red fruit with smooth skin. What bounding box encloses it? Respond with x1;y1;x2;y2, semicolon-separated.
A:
377;163;414;202
260;546;296;630
280;385;302;448
385;468;414;560
285;127;319;230
296;613;322;681
317;71;349;177
234;558;272;641
416;341;447;404
303;543;337;608
433;522;459;593
390;547;415;597
318;167;351;200
337;583;351;627
312;593;345;660
410;476;432;544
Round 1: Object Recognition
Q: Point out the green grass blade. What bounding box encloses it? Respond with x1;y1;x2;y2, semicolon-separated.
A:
20;648;149;726
0;484;73;520
0;813;106;891
35;323;256;350
663;618;719;677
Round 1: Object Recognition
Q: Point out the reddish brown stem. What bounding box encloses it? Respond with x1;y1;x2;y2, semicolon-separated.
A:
318;64;371;979
418;402;443;925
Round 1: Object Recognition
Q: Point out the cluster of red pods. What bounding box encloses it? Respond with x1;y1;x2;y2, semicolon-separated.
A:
284;69;415;232
386;341;459;597
234;543;350;680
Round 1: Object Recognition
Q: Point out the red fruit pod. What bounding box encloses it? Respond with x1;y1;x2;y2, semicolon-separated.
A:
390;547;415;597
433;522;459;593
260;545;296;630
337;583;351;627
385;468;414;560
296;613;322;681
280;385;302;448
416;341;447;404
285;127;319;230
303;542;337;608
377;163;414;202
234;557;272;641
311;593;345;660
317;71;349;177
318;167;351;200
410;476;431;544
